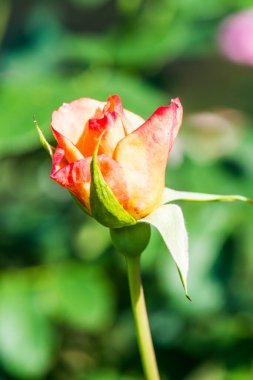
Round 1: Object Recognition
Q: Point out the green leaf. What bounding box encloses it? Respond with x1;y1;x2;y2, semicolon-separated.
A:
140;204;190;299
0;277;55;379
34;117;55;157
162;188;253;205
90;143;136;228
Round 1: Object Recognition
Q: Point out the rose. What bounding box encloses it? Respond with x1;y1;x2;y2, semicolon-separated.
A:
50;95;183;222
37;94;253;294
36;93;252;281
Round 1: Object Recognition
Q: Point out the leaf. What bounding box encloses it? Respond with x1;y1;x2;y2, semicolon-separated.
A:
141;204;190;298
90;142;136;228
162;188;253;205
34;117;55;157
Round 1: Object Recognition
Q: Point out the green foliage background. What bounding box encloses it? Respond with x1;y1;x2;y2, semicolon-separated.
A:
0;0;253;379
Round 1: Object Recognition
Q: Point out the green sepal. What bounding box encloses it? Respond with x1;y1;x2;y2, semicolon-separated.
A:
90;142;136;228
34;116;55;158
140;204;190;300
162;188;253;206
110;223;151;257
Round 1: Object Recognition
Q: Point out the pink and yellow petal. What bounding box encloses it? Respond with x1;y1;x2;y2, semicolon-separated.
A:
50;153;92;210
98;155;130;210
113;98;183;219
51;98;105;146
105;95;144;134
104;95;124;114
81;112;125;158
80;95;128;158
123;109;145;134
50;150;130;212
52;128;84;163
51;147;68;175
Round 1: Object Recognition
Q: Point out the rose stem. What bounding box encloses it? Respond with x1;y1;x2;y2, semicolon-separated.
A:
126;255;160;380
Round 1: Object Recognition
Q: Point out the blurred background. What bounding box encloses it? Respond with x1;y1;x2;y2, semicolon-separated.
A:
0;0;253;379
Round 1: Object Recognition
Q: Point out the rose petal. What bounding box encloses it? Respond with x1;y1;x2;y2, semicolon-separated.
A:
114;98;183;218
105;95;145;134
80;95;144;158
51;98;105;146
98;154;130;209
50;149;130;211
103;95;145;135
123;109;145;134
51;147;68;175
81;111;125;158
104;95;124;114
51;152;91;209
52;128;84;163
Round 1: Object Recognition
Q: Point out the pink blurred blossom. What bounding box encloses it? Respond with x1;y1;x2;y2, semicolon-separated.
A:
218;8;253;66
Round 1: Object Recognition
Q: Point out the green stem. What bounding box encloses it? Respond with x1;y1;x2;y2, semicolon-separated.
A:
126;255;160;380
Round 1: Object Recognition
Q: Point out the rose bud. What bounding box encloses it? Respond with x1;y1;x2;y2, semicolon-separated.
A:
48;95;182;227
